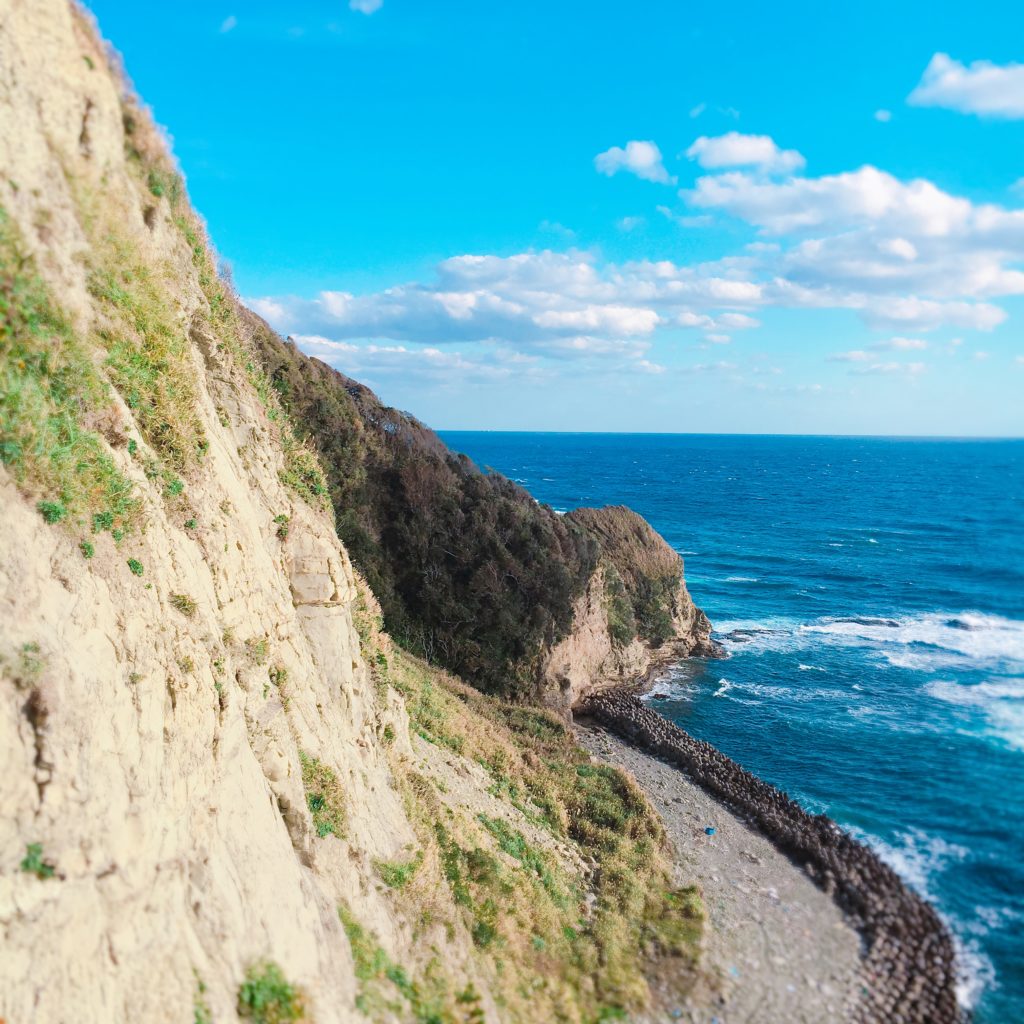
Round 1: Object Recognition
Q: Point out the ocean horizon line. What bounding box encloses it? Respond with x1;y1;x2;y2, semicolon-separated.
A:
437;429;1024;441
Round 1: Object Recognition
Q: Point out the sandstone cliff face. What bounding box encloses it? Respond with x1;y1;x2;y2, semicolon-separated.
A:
0;3;704;1021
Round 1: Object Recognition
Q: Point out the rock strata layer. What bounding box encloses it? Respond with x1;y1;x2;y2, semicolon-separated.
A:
579;692;962;1024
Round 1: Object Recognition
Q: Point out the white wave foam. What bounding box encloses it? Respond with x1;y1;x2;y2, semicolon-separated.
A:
798;663;826;672
801;611;1024;669
850;827;995;1011
925;678;1024;750
712;678;734;697
725;575;760;583
850;826;968;903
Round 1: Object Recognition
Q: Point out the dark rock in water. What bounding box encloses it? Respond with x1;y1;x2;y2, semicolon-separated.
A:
651;691;670;699
577;691;962;1024
834;616;901;628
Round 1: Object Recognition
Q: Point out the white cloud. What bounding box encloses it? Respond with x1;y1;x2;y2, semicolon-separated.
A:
909;53;1024;118
617;215;645;232
595;140;674;184
686;132;805;174
974;350;990;360
687;165;981;236
349;0;383;12
874;109;892;123
850;361;927;376
874;336;928;350
219;14;237;32
689;103;707;119
706;334;731;345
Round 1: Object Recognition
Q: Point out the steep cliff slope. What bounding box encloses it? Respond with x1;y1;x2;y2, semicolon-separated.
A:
249;328;712;709
0;3;702;1021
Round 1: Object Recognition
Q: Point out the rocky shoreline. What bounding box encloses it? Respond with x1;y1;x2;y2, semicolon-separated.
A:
578;691;963;1024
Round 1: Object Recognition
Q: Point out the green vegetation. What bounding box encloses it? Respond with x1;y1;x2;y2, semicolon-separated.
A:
375;640;704;1021
193;975;212;1024
567;506;684;645
237;962;305;1023
170;592;197;617
79;539;95;559
247;318;599;695
299;751;346;838
374;851;423;890
86;226;207;471
127;557;144;576
245;636;269;665
184;517;197;529
37;500;65;524
603;564;638;647
20;842;55;879
273;513;289;540
338;903;461;1023
0;207;139;537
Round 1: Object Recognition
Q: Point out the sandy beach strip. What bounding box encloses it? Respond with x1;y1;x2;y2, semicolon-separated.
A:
576;722;863;1023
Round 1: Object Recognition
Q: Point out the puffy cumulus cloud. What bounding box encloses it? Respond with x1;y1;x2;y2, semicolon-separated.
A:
909;53;1024;119
686;165;987;236
686;132;805;174
349;0;383;13
595;140;674;184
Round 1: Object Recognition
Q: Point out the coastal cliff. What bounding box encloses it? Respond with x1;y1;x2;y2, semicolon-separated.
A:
0;3;704;1021
248;327;713;709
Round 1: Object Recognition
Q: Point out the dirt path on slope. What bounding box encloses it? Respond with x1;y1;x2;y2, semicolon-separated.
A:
576;723;863;1024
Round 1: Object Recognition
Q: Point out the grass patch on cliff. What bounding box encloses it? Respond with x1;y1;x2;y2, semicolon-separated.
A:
237;962;305;1023
338;902;469;1023
86;229;207;471
299;751;346;838
0;207;140;535
380;644;704;1021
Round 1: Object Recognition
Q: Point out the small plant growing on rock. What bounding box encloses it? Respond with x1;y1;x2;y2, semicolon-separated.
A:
36;500;66;524
268;665;288;688
245;636;269;665
299;751;346;838
80;540;95;559
20;842;55;879
273;513;289;540
127;557;144;576
184;517;197;530
237;962;305;1023
373;851;423;890
170;593;197;617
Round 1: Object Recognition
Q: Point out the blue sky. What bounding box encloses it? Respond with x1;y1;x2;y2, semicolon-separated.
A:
89;0;1024;435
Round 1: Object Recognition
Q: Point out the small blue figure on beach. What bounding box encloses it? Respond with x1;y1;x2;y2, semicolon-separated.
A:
705;826;716;836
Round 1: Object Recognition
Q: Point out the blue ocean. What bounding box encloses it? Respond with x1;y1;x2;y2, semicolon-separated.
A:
440;432;1024;1023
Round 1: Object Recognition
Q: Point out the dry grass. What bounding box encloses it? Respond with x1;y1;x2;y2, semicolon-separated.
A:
349;581;703;1023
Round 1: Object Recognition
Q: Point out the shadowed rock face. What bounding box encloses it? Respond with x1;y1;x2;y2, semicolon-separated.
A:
580;693;963;1024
